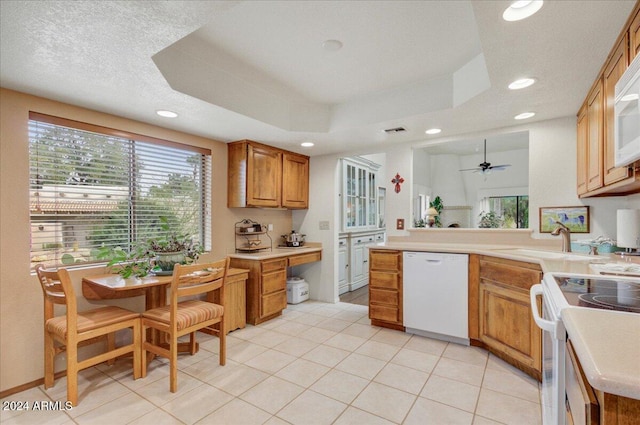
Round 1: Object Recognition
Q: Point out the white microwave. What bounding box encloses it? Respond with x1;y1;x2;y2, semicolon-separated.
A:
614;54;640;167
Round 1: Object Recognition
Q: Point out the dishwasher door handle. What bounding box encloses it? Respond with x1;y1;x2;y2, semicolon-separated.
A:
424;259;442;264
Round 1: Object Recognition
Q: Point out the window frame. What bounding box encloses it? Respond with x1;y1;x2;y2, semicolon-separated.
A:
28;112;212;270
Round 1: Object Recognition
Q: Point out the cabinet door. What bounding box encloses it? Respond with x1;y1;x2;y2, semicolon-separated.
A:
351;242;366;284
247;144;282;207
338;240;349;294
479;281;541;373
577;103;589;195
586;79;604;192
631;6;640;59
603;35;631;186
282;152;309;209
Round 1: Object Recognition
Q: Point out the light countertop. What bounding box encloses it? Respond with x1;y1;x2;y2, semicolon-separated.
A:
562;308;640;399
228;243;322;261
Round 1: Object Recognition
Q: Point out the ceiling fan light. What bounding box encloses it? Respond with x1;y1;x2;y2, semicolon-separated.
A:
300;141;314;147
503;0;543;21
425;128;442;135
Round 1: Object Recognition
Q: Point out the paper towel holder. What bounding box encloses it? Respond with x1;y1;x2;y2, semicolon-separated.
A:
614;209;640;256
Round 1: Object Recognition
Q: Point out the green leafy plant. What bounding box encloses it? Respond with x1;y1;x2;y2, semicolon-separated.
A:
97;245;152;279
96;216;203;278
429;196;444;228
478;211;503;228
146;216;203;262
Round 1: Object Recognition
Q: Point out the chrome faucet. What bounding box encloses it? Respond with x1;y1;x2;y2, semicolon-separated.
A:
551;221;572;252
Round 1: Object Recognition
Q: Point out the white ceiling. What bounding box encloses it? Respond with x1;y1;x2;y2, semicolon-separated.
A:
0;1;635;157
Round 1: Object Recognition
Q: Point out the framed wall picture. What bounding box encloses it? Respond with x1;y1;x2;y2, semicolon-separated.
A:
539;206;590;233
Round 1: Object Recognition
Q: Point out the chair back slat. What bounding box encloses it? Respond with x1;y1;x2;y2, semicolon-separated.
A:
35;264;71;305
172;259;229;299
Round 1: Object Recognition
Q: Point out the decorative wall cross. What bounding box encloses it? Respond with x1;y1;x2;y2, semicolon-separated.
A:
391;173;404;193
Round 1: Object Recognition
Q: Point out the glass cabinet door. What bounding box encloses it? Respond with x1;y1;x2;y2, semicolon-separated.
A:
342;158;379;231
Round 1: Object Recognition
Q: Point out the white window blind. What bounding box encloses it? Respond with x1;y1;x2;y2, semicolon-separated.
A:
29;113;211;269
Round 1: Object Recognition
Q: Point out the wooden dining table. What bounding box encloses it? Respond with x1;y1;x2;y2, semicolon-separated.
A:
82;268;249;354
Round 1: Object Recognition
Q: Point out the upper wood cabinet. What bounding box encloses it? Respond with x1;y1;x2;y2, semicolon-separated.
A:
631;5;640;58
577;103;589;195
282;152;309;209
228;140;309;209
586;79;604;192
576;1;640;198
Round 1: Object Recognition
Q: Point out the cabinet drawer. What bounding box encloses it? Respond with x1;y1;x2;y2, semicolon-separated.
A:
369;304;399;323
370;250;401;271
261;290;287;317
370;288;398;306
370;271;398;290
261;258;287;273
288;251;321;267
262;269;286;294
480;259;541;291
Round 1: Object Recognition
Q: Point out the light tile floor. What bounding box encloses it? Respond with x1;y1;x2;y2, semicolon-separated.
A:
1;301;541;424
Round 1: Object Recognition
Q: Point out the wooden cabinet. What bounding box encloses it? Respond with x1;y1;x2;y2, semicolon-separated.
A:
282;152;309;209
577;103;589;195
228;140;309;209
368;249;403;330
587;79;605;192
476;256;542;380
631;5;640;58
229;250;321;325
603;35;631;186
566;339;640;425
576;1;640;198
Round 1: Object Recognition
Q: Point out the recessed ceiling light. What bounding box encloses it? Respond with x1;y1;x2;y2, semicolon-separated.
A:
156;110;178;118
425;128;442;135
508;78;536;90
322;39;343;51
503;0;544;21
300;142;314;147
514;112;536;120
621;93;639;102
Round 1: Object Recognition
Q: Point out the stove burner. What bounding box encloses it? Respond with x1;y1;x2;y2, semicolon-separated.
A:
578;293;640;313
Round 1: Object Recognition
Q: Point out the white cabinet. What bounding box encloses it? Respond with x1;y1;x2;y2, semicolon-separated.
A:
341;158;380;232
338;237;349;295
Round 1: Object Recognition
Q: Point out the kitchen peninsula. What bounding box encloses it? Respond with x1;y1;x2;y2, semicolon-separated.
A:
229;243;322;325
368;228;640;420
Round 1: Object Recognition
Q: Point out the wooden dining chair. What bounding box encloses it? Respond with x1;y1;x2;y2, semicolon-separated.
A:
141;257;229;392
34;265;141;406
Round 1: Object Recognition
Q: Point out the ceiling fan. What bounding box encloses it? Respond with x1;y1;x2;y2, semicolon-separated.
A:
459;139;511;175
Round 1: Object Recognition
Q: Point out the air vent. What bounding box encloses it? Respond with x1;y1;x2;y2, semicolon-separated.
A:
384;127;406;133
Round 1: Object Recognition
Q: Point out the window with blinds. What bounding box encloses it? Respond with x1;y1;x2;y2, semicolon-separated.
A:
28;113;212;269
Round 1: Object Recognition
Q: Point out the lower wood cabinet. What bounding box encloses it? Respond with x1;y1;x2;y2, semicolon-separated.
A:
368;249;403;330
474;255;543;381
230;251;321;325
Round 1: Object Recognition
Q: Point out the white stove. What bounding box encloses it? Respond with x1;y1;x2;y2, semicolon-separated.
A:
531;272;640;425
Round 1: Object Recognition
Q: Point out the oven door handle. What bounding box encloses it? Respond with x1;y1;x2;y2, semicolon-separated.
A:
530;284;555;333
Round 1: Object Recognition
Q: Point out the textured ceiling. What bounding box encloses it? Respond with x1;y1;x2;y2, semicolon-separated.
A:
0;1;635;156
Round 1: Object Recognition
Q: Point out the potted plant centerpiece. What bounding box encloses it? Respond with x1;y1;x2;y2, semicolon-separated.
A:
147;216;203;275
97;216;203;278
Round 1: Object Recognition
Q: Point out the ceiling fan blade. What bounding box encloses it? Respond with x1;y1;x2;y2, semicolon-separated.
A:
489;164;511;170
459;167;482;172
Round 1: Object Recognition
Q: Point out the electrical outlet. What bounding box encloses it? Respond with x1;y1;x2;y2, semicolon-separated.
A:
396;218;404;230
268;224;273;231
319;220;330;230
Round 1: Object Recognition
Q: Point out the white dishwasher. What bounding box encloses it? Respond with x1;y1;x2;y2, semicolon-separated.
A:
403;252;469;345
